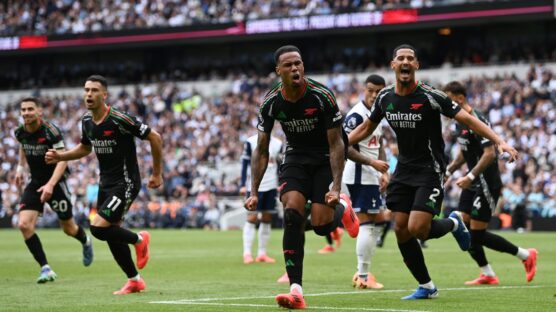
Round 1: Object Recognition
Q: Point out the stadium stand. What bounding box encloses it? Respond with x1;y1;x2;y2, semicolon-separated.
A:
0;0;554;231
0;62;554;230
0;0;517;36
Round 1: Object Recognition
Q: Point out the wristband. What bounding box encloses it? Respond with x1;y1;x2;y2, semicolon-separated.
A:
445;170;452;178
16;165;24;174
466;172;476;181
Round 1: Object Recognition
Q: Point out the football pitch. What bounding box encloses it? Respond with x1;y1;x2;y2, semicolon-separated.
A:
0;229;554;311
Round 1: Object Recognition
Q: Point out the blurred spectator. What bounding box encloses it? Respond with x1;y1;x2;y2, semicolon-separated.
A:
0;64;554;230
0;0;495;37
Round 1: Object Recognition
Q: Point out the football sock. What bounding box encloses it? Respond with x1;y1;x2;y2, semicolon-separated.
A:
303;219;313;231
107;241;138;278
481;231;519;256
380;221;391;242
258;222;271;256
480;264;496;277
25;234;48;267
398;237;431;284
290;283;303;294
356;224;373;275
469;229;489;267
420;281;436;290
243;222;256;255
516;247;530;261
73;225;88;245
332;202;345;229
130;274;141;281
325;233;333;245
370;223;384;257
427;218;454;239
90;225;139;244
283;209;305;286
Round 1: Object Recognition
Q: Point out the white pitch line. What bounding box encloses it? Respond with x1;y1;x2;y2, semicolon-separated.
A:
149;285;546;304
152;301;431;312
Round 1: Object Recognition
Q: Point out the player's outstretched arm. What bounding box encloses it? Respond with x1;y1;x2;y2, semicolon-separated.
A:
146;130;163;188
454;110;518;162
245;131;270;211
348;118;378;145
45;143;92;164
326;126;345;206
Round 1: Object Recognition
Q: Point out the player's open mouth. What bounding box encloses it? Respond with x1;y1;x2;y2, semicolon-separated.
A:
292;74;300;81
86;99;93;104
400;68;411;78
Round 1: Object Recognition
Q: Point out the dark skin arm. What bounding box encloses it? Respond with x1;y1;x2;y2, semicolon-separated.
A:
325;126;345;206
244;131;270;211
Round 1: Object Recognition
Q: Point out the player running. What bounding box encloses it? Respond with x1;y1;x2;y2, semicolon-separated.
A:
15;97;93;283
46;75;163;295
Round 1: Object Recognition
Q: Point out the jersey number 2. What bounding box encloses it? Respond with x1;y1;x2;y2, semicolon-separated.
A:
428;188;441;203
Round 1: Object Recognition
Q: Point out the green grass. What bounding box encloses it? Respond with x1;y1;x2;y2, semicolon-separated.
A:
0;229;554;311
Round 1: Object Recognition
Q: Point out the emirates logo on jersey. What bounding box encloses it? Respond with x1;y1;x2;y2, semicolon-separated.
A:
410;103;423;110
103;130;114;137
37;137;46;143
304;108;318;116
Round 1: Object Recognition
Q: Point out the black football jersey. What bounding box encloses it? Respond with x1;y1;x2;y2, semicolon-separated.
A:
81;106;151;188
454;109;502;191
15;120;69;183
369;82;461;174
257;78;343;164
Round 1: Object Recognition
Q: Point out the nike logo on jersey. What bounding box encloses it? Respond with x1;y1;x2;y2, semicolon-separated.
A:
103;130;114;137
37;137;46;143
410;104;424;110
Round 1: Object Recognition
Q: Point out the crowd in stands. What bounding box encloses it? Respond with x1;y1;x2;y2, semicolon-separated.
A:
3;37;554;91
0;64;555;230
0;0;501;36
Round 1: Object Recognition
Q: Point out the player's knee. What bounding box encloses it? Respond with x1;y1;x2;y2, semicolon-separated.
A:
408;223;428;240
90;225;108;241
18;220;33;234
313;223;334;236
62;225;74;236
283;209;304;229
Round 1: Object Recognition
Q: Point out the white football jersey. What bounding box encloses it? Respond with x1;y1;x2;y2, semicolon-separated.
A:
241;135;282;192
343;101;382;185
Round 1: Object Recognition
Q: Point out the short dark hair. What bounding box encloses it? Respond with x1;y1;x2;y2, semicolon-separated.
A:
365;74;386;86
393;44;418;59
86;75;108;89
443;81;467;97
20;97;40;107
274;45;301;65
